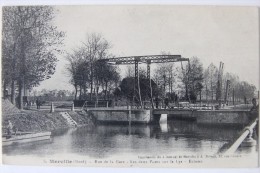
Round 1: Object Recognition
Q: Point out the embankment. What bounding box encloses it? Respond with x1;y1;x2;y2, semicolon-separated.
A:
2;99;92;133
2;110;92;133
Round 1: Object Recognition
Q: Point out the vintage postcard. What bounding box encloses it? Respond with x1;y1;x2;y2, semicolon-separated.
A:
1;5;259;168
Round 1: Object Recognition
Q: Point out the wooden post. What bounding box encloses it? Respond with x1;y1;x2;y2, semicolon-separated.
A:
232;88;235;106
128;105;131;134
50;102;54;113
71;103;75;111
200;90;202;107
128;107;131;126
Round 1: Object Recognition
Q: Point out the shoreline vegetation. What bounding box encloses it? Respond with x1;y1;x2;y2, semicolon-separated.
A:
2;99;92;133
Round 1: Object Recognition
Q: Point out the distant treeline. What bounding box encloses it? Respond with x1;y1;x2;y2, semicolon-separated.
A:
66;34;257;103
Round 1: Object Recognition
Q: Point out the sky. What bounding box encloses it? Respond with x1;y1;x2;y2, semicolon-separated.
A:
34;5;259;91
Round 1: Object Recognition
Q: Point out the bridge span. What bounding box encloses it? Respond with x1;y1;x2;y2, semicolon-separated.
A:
85;107;253;126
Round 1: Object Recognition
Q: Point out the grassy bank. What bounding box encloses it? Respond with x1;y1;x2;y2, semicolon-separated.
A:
3;110;68;132
2;99;92;133
3;110;92;133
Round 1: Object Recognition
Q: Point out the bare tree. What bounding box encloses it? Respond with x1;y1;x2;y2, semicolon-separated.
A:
153;63;176;97
204;63;218;102
94;60;120;100
66;33;120;101
82;33;111;100
179;57;204;102
66;48;90;100
222;72;256;103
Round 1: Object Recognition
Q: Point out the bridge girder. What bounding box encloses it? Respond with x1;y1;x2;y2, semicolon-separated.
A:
100;55;189;65
99;55;189;108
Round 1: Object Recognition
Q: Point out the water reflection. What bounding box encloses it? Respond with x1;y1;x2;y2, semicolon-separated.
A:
2;119;255;158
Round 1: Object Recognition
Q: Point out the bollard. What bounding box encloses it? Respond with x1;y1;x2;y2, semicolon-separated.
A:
128;105;131;135
50;102;54;113
128;106;131;126
241;127;257;147
225;119;258;154
71;103;75;111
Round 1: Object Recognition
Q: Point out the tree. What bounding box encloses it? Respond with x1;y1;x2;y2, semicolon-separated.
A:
222;72;256;104
222;72;239;103
114;77;159;102
237;81;256;103
66;33;120;100
94;60;120;100
2;6;65;109
153;51;177;96
179;57;204;102
204;63;218;102
66;47;90;100
82;33;111;100
153;63;176;97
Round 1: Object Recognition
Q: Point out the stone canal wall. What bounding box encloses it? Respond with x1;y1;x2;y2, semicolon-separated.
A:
154;109;195;121
87;108;254;125
88;109;152;124
153;108;253;125
195;110;252;125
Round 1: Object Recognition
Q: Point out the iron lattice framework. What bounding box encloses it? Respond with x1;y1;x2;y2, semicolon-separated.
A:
99;55;189;108
101;55;188;64
216;61;224;104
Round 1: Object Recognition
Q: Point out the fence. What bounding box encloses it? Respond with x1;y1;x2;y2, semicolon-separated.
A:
82;100;152;109
82;100;214;110
83;100;111;108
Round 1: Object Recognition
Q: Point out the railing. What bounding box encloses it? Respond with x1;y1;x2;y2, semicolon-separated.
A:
82;100;215;110
83;100;110;108
82;100;154;110
180;103;213;110
224;118;258;154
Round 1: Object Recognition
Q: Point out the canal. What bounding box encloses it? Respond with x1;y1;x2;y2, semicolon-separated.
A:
3;119;258;160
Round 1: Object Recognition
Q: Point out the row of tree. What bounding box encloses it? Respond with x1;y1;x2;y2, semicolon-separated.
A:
2;6;65;109
151;57;257;104
31;89;74;101
203;64;256;104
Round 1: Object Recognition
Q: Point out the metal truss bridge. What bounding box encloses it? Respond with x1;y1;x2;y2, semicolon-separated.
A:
99;55;189;108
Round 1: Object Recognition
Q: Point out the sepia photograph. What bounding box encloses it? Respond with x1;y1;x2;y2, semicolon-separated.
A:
1;4;259;168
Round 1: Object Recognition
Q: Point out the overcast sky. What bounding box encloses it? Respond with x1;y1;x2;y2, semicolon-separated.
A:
34;5;259;91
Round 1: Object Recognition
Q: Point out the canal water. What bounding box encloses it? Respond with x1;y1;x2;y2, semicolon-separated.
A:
3;119;258;160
